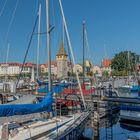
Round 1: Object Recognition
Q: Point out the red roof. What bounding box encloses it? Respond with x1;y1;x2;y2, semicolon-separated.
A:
0;62;22;66
40;61;57;68
102;59;111;67
24;62;36;67
0;62;37;67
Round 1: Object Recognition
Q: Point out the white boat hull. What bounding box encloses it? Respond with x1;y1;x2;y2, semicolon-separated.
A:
0;112;89;140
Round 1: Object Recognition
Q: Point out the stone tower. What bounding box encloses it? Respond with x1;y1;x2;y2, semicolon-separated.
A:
56;41;68;79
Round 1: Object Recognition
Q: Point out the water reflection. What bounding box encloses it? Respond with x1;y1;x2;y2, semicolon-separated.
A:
84;110;140;140
100;112;140;140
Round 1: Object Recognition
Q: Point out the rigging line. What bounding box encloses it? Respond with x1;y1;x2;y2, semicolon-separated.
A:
59;0;86;109
4;0;19;42
55;18;62;53
66;33;72;72
0;0;8;17
51;0;56;29
34;0;39;15
51;0;57;53
85;27;93;68
16;15;39;88
1;0;19;62
104;40;107;59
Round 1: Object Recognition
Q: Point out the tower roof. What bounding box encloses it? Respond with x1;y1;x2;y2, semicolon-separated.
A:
57;41;68;56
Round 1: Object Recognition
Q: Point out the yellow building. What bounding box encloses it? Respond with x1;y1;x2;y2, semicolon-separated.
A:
73;64;83;74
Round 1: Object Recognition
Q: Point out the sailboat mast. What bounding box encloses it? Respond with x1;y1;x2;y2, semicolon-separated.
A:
37;4;41;80
46;0;51;91
83;21;85;83
59;0;86;109
127;51;130;85
85;26;93;69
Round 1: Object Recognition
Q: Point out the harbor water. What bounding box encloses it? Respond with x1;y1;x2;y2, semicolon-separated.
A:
84;91;140;140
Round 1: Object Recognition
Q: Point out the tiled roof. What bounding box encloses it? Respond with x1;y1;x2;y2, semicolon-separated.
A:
0;62;22;66
102;59;112;67
57;41;68;56
0;62;37;67
40;61;57;68
24;62;36;67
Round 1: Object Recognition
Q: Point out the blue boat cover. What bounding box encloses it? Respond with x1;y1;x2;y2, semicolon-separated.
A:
131;85;139;91
120;105;140;112
0;91;53;117
37;82;69;94
37;79;48;86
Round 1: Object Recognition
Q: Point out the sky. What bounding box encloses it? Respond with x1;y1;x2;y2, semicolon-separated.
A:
0;0;140;65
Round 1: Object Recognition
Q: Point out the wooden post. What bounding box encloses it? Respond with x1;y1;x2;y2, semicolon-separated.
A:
1;124;8;140
93;101;99;140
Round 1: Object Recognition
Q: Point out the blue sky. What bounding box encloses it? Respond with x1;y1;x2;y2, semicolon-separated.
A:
0;0;140;65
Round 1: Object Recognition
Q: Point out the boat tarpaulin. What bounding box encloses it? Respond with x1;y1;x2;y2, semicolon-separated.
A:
131;85;139;91
37;82;69;94
37;79;48;86
0;91;53;117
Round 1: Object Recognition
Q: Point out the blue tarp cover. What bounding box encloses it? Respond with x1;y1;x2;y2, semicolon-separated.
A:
131;85;139;91
37;82;69;94
0;91;53;117
37;79;48;86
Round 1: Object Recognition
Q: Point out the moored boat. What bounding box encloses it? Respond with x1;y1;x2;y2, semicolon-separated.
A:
120;105;140;122
0;111;90;140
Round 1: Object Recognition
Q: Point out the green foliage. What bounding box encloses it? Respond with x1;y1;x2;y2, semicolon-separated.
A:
111;51;139;76
111;70;127;76
67;72;76;77
102;70;109;78
40;72;48;77
24;73;31;78
87;71;93;77
78;72;83;77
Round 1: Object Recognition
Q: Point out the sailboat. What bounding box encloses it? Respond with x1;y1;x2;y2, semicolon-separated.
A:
118;51;133;93
118;51;139;93
0;0;90;139
119;104;140;131
64;21;95;96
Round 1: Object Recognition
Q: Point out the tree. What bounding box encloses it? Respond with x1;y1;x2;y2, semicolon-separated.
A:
87;71;93;77
40;72;48;77
111;51;139;76
78;72;83;77
24;73;31;78
102;70;109;78
67;71;76;77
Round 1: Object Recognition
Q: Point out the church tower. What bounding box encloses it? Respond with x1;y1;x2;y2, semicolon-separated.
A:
56;41;68;79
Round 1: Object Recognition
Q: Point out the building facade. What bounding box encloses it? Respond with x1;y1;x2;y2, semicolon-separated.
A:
22;63;36;74
0;63;21;76
92;65;102;76
0;62;37;77
40;61;57;76
73;64;83;74
101;59;112;74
